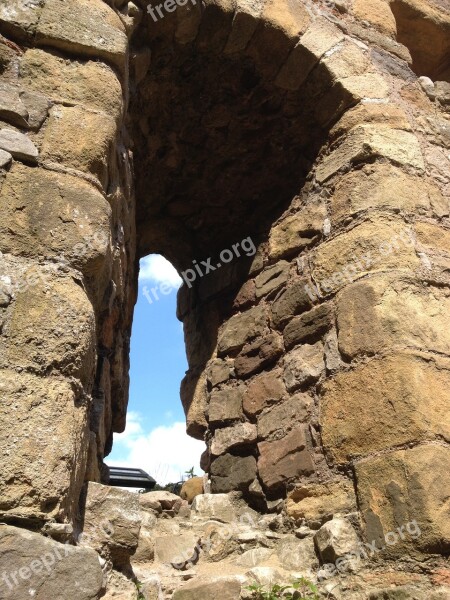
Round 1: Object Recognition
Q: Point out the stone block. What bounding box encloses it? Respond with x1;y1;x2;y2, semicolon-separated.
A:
321;353;450;464
218;304;266;356
20;48;123;120
36;0;128;69
286;481;357;523
209;385;244;424
172;577;242;600
0;525;103;600
277;536;318;570
268;202;326;259
351;0;397;36
415;221;450;254
355;444;450;555
41;105;117;188
336;275;450;359
255;261;289;298
79;482;141;569
154;532;198;567
191;493;236;523
234;333;284;378
283;303;333;348
257;393;312;440
0;164;111;274
180;477;204;503
0;128;38;162
321;41;371;81
257;427;314;490
0;148;12;168
180;371;208;440
242;369;285;417
206;358;232;387
314;518;360;562
210;454;257;493
0;82;28;127
271;280;313;328
310;217;420;296
283;342;325;391
0;370;89;523
211;422;257;456
139;491;181;511
316;125;425;183
0;0;43;40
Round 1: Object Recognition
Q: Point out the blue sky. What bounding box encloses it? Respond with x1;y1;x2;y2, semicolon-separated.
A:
106;255;205;485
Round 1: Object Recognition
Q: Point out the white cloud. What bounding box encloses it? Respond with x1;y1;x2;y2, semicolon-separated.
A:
107;414;205;486
139;254;182;288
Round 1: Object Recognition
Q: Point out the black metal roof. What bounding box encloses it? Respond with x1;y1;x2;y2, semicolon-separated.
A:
108;466;156;489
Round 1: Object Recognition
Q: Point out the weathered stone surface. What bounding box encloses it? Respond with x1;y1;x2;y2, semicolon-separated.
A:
352;0;397;35
329;164;441;224
20;48;123;120
271;280;313;328
41;105;116;187
155;532;198;567
268;203;326;259
208;386;243;424
0;82;28;127
255;261;289;298
286;481;357;523
218;305;266;356
310;218;419;296
0;369;89;523
0;148;12;168
314;518;360;562
0;164;111;273
133;510;156;564
103;570;139;600
355;444;450;555
336;276;450;359
180;371;208;440
0;524;103;600
0;0;42;40
191;493;236;523
234;333;284;378
321;353;450;464
140;491;181;511
236;547;273;567
283;303;333;348
211;422;257;456
324;329;343;372
180;477;204;503
207;358;232;387
210;454;257;494
316;125;425;183
0;128;38;162
331;103;412;140
283;342;325;391
277;536;318;570
242;370;285;417
20;90;51;130
257;393;312;440
79;482;141;568
36;0;128;69
415;221;450;254
258;427;314;490
172;576;242;600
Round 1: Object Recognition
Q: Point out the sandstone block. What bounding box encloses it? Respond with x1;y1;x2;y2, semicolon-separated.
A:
180;371;208;440
0;82;28;127
180;476;204;503
206;358;232;387
277;536;318;571
0;148;12;168
20;89;51;130
0;524;103;600
20;48;123;120
283;342;325;391
0;128;38;162
257;393;312;440
314;518;360;562
0;0;42;40
210;454;257;494
242;369;285;417
283;303;333;348
140;491;181;511
316;125;425;183
258;427;314;490
172;577;242;600
355;444;450;555
271;280;313;328
329;164;439;224
234;332;284;378
286;481;357;523
0;369;89;523
79;482;141;569
41;105;117;188
268;202;326;259
191;493;236;523
211;422;257;456
255;261;289;298
415;221;450;254
0;164;111;274
310;218;419;296
209;386;244;424
155;532;198;567
336;276;450;359
331;104;411;140
321;353;450;464
218;305;266;356
36;0;128;69
352;0;397;36
322;41;370;81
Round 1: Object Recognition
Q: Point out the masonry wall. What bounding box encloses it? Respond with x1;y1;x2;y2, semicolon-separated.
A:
0;0;449;572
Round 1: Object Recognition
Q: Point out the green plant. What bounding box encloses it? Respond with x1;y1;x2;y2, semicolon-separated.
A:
246;577;321;600
184;466;196;479
135;580;145;600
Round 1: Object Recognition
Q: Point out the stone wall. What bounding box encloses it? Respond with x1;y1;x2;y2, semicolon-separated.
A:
0;0;449;593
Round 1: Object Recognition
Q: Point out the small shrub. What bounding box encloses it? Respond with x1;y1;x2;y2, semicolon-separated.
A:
246;577;321;600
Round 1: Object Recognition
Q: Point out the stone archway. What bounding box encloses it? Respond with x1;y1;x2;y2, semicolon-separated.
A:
0;0;449;594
